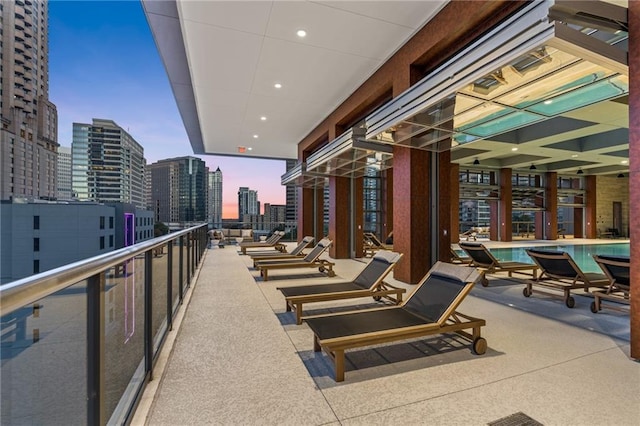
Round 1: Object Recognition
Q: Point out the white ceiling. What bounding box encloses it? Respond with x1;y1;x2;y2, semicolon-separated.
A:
169;1;447;160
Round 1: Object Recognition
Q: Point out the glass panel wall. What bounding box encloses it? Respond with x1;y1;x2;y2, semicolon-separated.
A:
459;168;497;239
363;167;383;240
557;175;585;238
512;172;544;239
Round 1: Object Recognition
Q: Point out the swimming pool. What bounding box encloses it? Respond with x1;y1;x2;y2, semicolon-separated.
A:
488;243;630;272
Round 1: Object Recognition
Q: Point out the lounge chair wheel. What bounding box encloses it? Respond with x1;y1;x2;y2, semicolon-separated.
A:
319;266;326;273
565;296;575;308
327;270;336;277
590;301;599;313
472;337;487;355
481;277;489;287
373;295;382;302
523;288;532;297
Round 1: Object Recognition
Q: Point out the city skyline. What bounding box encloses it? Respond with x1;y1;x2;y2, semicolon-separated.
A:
48;1;287;218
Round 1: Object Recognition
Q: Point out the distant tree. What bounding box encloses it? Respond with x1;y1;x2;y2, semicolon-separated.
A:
154;222;169;237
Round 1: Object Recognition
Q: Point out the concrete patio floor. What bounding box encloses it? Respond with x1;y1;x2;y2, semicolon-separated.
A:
133;240;638;425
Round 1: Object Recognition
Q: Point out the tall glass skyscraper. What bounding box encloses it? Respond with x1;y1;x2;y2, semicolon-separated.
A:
56;146;72;200
149;156;208;224
208;167;223;227
1;0;58;200
238;186;259;221
71;119;146;208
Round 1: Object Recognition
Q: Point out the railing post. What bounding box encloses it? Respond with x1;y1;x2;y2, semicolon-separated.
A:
179;236;184;301
167;241;173;331
186;233;191;286
87;273;105;425
145;250;154;380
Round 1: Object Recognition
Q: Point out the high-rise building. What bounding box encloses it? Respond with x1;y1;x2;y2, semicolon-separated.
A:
208;167;222;227
285;159;298;224
71;119;146;208
237;186;258;221
56;146;73;200
1;0;58;201
148;156;208;225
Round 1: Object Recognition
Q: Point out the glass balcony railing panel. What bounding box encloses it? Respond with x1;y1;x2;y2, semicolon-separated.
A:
1;281;88;425
172;241;181;313
104;259;146;420
152;249;169;351
182;239;189;288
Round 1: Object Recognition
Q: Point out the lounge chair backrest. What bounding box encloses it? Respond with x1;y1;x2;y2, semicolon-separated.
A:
526;249;581;280
459;242;498;267
289;236;315;256
263;232;280;244
352;251;403;290
302;238;332;262
403;262;481;325
364;232;384;248
593;254;630;289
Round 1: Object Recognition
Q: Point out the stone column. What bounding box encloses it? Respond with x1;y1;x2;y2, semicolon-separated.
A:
393;146;431;283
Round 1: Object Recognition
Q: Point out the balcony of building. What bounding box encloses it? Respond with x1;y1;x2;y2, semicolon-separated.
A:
2;229;636;425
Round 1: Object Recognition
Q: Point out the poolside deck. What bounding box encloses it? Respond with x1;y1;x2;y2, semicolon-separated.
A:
133;240;638;425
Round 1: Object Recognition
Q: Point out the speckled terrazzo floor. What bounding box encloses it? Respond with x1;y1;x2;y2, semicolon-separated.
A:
133;241;638;426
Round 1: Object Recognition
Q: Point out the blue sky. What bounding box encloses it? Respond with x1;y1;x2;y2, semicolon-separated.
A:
48;0;287;217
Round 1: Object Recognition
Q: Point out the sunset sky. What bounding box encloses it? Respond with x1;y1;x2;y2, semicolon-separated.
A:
48;1;287;218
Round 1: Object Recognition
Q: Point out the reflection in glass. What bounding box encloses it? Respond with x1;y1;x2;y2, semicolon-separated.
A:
1;282;88;425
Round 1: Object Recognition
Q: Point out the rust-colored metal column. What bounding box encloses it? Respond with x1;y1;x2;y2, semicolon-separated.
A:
499;168;512;242
450;163;460;243
328;176;350;259
628;0;639;360
545;172;558;239
584;175;597;239
353;176;364;258
573;178;584;238
393;146;431;284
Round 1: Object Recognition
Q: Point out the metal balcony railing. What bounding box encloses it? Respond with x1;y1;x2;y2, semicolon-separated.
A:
0;223;209;425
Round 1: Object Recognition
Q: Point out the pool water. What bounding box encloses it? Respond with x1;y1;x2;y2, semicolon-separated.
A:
488;243;630;273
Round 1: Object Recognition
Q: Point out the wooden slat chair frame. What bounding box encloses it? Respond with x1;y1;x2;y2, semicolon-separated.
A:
459;242;538;287
305;262;486;382
255;238;335;281
277;251;405;324
524;249;610;308
363;232;391;257
239;231;286;255
250;236;314;267
590;254;631;314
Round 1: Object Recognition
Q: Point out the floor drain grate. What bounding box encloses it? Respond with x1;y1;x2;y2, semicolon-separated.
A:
488;412;543;426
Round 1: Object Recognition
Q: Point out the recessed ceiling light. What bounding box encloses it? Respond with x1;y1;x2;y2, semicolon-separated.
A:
274;83;282;89
621;160;628;164
260;116;267;121
511;147;518;151
544;100;553;105
571;154;578;158
247;147;253;151
296;29;307;38
253;134;258;139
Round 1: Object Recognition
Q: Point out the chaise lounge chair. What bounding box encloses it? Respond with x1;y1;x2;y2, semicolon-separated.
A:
239;231;285;255
450;247;472;265
304;261;487;382
250;236;314;266
254;238;335;281
524;249;610;308
277;250;405;324
590;254;630;314
459;241;538;286
363;232;391;257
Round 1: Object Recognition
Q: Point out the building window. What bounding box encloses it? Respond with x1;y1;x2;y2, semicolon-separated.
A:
33;215;40;229
109;235;114;247
33;259;40;274
100;216;105;229
33;238;40;252
100;236;105;249
109;216;114;229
